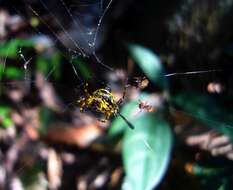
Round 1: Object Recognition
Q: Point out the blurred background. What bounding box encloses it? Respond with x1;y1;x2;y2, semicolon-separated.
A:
0;0;233;189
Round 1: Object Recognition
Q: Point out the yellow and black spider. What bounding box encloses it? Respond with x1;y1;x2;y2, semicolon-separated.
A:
77;83;134;129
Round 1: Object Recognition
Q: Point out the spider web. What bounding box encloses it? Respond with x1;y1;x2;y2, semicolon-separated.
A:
0;1;233;188
1;0;231;131
0;2;136;183
1;0;230;90
1;0;113;85
32;0;114;70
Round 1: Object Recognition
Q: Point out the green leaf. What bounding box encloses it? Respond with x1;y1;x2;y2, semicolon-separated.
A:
36;56;50;76
0;63;4;80
122;113;173;190
109;100;138;138
44;51;63;80
2;117;13;128
39;107;54;134
0;39;34;58
109;93;161;138
217;178;232;190
50;51;62;80
172;92;233;139
127;44;167;89
189;163;226;177
21;161;46;188
73;58;92;80
104;100;138;147
0;106;13;128
5;66;24;79
0;106;10;116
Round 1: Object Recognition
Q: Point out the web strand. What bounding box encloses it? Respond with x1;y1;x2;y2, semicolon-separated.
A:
58;0;114;71
164;69;222;77
38;0;86;56
5;1;227;86
13;4;84;83
92;0;113;50
69;53;83;83
29;0;114;73
58;0;89;45
28;6;71;51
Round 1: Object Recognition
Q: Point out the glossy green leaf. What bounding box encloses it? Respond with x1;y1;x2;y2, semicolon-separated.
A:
128;44;167;89
172;92;233;138
122;113;172;190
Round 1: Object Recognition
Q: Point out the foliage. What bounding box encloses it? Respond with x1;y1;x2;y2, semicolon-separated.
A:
0;106;13;128
0;1;233;189
128;44;168;89
110;45;173;190
122;113;172;190
172;92;233;140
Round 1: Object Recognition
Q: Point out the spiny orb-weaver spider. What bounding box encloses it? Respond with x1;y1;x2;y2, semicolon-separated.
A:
77;83;134;129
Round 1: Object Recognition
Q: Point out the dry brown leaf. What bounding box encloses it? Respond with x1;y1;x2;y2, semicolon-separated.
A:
47;149;62;190
44;124;103;148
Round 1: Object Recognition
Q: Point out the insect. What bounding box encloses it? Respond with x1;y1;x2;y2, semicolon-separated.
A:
77;83;134;129
130;76;149;90
138;99;155;113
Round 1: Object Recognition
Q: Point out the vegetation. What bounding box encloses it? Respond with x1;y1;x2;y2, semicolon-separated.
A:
0;0;233;190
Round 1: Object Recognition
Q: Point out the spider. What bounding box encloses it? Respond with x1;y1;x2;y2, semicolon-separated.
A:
77;83;134;129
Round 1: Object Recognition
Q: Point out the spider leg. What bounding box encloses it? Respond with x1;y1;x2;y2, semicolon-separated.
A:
118;112;135;129
117;78;130;105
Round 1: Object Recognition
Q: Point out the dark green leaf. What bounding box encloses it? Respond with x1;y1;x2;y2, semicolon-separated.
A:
20;161;45;187
0;63;4;80
172;92;233;139
73;58;92;80
39;107;54;134
47;51;63;80
36;56;50;76
50;52;62;80
190;163;226;177
122;113;172;190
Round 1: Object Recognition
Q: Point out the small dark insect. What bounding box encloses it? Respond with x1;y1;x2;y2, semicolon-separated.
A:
130;76;149;90
138;99;155;113
77;83;134;129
